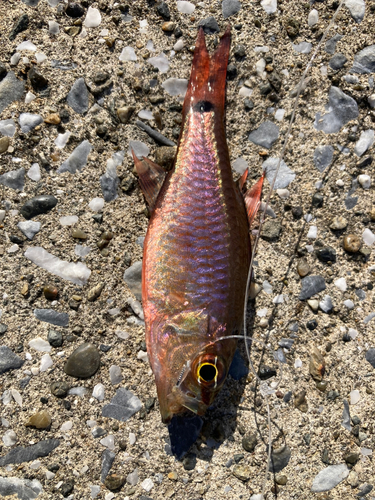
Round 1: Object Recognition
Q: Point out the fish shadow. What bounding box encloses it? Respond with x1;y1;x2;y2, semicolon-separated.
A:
167;302;256;462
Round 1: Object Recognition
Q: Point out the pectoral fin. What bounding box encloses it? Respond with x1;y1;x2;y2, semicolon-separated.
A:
132;150;166;211
243;172;265;227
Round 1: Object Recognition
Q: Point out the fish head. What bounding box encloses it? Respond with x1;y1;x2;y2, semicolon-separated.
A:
148;310;236;423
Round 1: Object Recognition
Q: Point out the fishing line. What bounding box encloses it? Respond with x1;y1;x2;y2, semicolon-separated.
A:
242;2;346;497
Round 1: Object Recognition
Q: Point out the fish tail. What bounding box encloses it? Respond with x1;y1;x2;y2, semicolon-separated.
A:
182;25;231;122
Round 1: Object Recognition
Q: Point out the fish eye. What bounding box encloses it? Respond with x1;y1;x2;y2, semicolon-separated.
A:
197;363;218;383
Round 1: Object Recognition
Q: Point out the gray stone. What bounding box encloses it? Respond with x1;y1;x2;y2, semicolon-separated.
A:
0;440;60;466
269;445;291;473
311;464;349;492
102;387;142;422
222;0;241;19
262;157;295;188
351;45;375;74
0;168;25;191
342;399;351;431
57;140;92;174
313;145;334;172
20;195;58;220
9;13;30;41
21;0;42;5
0;346;24;374
365;348;375;369
260;220;282;241
345;0;365;23
17;221;41;240
299;275;326;300
0;72;25;114
0;477;43;500
123;261;143;301
329;53;347;70
314;87;359;134
67;78;88;114
64;343;100;378
101;450;116;482
198;17;220;34
34;309;69;327
325;34;343;55
248;121;279;149
278;338;294;349
47;330;63;348
19;113;43;133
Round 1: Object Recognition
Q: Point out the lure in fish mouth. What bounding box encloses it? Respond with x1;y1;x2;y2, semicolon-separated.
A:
133;26;264;424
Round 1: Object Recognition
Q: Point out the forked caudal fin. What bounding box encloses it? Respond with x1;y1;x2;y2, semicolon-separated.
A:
182;25;231;123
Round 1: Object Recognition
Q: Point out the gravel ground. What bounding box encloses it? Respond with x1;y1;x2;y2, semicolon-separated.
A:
0;1;374;499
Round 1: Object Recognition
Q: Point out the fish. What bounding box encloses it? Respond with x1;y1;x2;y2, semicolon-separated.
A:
133;26;264;424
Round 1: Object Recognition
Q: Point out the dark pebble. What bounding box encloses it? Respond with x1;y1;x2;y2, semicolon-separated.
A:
233;453;244;463
20;195;58;220
64;343;100;378
268;71;282;92
242;433;257;452
62;400;71;410
48;330;63;348
269;445;291;473
292;206;303;219
19;377;31;389
104;473;125;492
61;481;74;497
329;53;347;70
259;82;272;95
283;391;292;403
227;63;237;80
0;63;7;81
65;2;85;17
343;452;359;465
258;364;277;380
50;381;70;398
174;26;183;38
357;484;373;497
93;427;107;439
100;344;111;352
307;319;318;331
28;67;49;92
92;213;103;224
244;98;254;111
198;17;220;34
10;235;24;244
48;464;60;472
327;390;340;401
9;13;29;41
260;220;282;241
312;193;324;208
322;448;330;464
299;275;326;300
233;44;246;59
357;156;372;169
352;416;361;425
342;333;351;342
156;1;170;20
285;18;300;38
43;285;58;300
93;71;110;85
316;246;336;263
0;439;60;466
365;348;375;369
182;453;197;470
0;346;24;374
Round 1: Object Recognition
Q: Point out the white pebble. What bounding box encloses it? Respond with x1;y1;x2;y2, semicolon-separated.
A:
60;421;73;432
109;365;123;385
238;86;253;97
334;277;347;291
275;109;285;121
46;471;55;480
308;9;319;26
88;197;105;212
60;215;78;226
294;358;302;368
39;353;53;372
276;188;289;199
138;109;154;120
3;430;17;446
348;328;358;339
10;53;21;66
162;78;188;96
363;228;375;246
16;40;37;52
75;245;91;259
129;432;136;445
54;131;71;149
84;6;101;28
368;94;375;109
261;0;277;14
92;383;105;401
361;447;372;456
344;299;354;309
174;39;184;51
68;387;87;397
148;53;170;73
354;129;374;157
336;179;344;187
141;478;154;492
319;295;333;313
307;226;317;239
358;174;371;189
119;46;137;62
128;140;150;159
27;163;41;181
257;308;268;317
255;58;266;77
99;29;109;36
48;21;60;34
28;338;51;352
273;294;284;304
8;244;19;253
11;389;22;407
177;1;195;14
350;390;360;405
25;91;36;104
137;350;149;363
30;460;42;469
262;280;273;294
35;52;47;63
100;435;115;450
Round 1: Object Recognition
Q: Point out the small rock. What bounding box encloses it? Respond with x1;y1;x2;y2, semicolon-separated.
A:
34;309;68;327
329;53;347;70
222;0;242;19
105;473;125;491
0;72;25;114
60;481;74;498
19;113;43;133
71;228;88;239
0;439;60;466
343;234;361;253
43;285;58;301
311;464;349;492
123;261;143;301
47;330;63;348
297;259;310;277
0;136;9;153
117;106;135;124
102;387;142;422
44;113;61;125
343;452;359;465
198;17;220;34
64;343;100;378
299;275;326;300
330;216;348;230
50;381;70;398
242;433;257;452
309;347;325;381
248;121;279;149
260;220;282;241
25;410;52;429
28;67;48;92
156;1;170;20
269;445;291;473
0;167;25;191
162;21;174;32
0;477;43;499
87;282;105;301
233;464;251;481
294;391;308;412
0;346;24;374
9;13;29;41
67;78;89;114
66;2;85;18
316;247;336;263
314;87;358;134
20;195;57;220
365;348;375;369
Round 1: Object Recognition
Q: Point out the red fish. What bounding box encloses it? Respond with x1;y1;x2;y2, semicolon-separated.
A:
133;26;263;423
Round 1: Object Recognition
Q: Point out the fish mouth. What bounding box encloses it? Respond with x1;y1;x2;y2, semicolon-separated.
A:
159;386;208;424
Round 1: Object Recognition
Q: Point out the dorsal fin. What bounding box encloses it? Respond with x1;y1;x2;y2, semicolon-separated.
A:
132;150;166;212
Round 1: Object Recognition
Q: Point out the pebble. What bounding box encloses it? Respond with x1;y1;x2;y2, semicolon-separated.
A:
28;67;49;92
329;53;347;70
88;282;105;301
34;308;69;327
222;0;242;19
248;121;279;149
350;44;375;72
325;34;344;55
297;259;310;277
162;78;188;96
311;464;349;492
365;348;375;369
316;247;336;263
157;1;170;19
89;197;105;212
269;445;291;473
48;329;63;347
0;72;25;114
309;347;325;381
0;439;60;466
64;343;100;378
102;387;142;422
198;17;220;34
0;136;9;153
57;140;92;173
0;119;15;136
319;295;333;313
154;146;177;170
117;106;135;124
20;195;57;219
17;220;41;240
262;157;295;188
109;365;123;385
242;433;257;452
84;6;101;27
50;381;70;398
67;78;89;114
25;410;52;429
0;477;43;500
2;430;17;446
345;0;366;23
260;220;282;241
0;346;24;374
233;464;251;481
148;53;170;73
314;87;359;134
299;275;326;300
0;167;25;191
9;13;29;40
19;113;43;133
358;174;371;189
343;234;361;252
330;216;348;230
101;449;116;482
354;130;374;157
135;120;176;147
127;469;139;486
123;261;143;301
308;9;319;26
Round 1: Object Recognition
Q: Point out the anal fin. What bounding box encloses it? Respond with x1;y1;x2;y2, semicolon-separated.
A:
132;150;166;211
243;172;265;227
